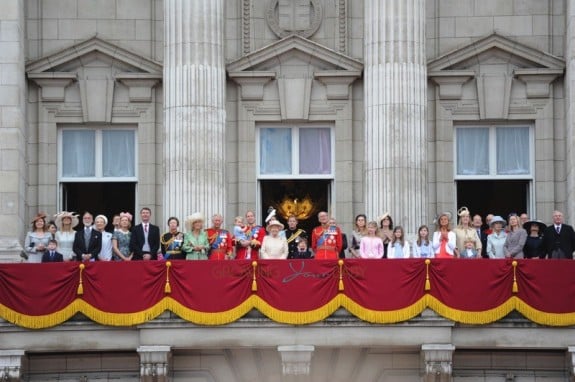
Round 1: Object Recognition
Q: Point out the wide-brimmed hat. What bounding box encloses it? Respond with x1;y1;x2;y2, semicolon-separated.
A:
266;219;284;231
523;219;546;233
54;211;79;228
433;211;452;225
95;214;108;225
457;206;470;217
186;212;204;227
490;216;507;227
31;212;47;225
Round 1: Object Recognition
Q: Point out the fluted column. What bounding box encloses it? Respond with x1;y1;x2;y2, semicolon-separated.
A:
364;0;427;234
566;0;575;221
163;0;226;221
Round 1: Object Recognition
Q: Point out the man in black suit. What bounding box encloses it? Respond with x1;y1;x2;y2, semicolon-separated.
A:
129;207;160;260
542;210;575;259
472;214;489;258
41;239;64;263
73;211;102;262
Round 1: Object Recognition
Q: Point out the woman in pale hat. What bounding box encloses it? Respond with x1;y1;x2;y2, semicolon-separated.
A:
453;206;482;257
260;219;288;259
95;214;113;261
54;211;79;261
161;217;185;260
486;215;507;259
24;212;51;263
182;213;209;260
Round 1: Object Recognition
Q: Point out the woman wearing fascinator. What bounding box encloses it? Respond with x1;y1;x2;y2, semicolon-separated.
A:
24;212;51;263
54;211;79;261
112;212;133;261
432;211;457;258
453;206;482;258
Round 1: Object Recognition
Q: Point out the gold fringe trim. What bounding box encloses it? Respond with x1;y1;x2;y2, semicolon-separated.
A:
0;300;82;329
251;261;258;292
515;297;575;326
426;295;515;324
165;261;172;294
253;295;342;325
77;299;169;326
512;260;518;293
341;295;427;324
424;259;431;291
338;259;344;291
167;295;257;325
77;263;85;295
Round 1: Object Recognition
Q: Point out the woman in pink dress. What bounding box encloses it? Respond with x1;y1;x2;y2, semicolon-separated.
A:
359;221;384;259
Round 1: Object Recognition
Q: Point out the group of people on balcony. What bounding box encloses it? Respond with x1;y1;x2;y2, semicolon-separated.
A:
23;206;575;263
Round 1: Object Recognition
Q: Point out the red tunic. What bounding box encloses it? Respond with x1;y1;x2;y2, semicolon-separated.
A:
311;225;342;260
206;228;233;260
235;225;266;260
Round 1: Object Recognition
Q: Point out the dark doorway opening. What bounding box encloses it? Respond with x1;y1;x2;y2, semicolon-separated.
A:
260;180;331;234
456;180;529;221
62;182;136;231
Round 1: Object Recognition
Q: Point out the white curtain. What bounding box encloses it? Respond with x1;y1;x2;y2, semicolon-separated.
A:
62;130;95;177
103;130;135;177
496;127;529;175
457;128;489;175
299;128;331;174
260;128;292;174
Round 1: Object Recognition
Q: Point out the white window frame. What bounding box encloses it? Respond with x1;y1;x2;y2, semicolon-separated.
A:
454;124;534;180
256;124;335;180
58;126;138;183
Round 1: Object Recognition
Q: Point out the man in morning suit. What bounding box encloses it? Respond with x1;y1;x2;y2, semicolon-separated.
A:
542;210;575;259
129;207;160;260
73;211;102;262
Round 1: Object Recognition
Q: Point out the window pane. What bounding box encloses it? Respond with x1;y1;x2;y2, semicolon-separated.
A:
103;131;136;177
456;128;489;175
260;128;292;174
299;128;331;174
496;127;529;175
62;130;95;177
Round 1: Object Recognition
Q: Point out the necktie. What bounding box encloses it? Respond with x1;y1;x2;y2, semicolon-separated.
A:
84;227;90;251
556;226;560;234
144;224;148;233
50;251;54;259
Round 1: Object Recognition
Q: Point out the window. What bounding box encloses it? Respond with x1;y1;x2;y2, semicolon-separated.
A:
258;126;333;178
455;125;531;178
59;128;137;181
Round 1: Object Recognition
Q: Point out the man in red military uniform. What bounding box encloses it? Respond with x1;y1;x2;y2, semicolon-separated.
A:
235;210;266;260
206;214;234;260
311;211;342;259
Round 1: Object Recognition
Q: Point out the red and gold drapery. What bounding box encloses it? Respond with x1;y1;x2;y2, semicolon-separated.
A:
0;259;573;329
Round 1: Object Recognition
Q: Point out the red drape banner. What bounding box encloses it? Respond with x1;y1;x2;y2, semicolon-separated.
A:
0;259;573;329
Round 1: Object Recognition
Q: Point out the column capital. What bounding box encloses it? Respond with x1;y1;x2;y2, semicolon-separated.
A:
0;350;26;381
277;345;315;376
421;344;455;382
137;346;171;382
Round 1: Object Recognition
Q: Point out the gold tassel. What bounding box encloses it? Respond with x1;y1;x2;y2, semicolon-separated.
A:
252;261;258;292
512;260;518;293
77;263;85;295
424;259;431;291
338;259;344;291
165;261;172;294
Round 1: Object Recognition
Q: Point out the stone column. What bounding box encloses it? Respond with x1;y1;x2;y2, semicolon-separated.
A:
137;346;171;382
277;345;315;376
566;0;575;221
0;350;26;381
364;0;427;234
568;346;575;382
163;0;226;222
421;344;455;382
0;0;26;262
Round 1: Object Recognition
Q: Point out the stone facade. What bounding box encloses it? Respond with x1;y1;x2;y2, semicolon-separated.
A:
0;0;575;380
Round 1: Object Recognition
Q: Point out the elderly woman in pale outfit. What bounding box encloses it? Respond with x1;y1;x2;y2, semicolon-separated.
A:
54;211;79;261
182;213;209;260
95;215;113;261
24;212;51;263
504;214;527;259
260;219;288;259
487;216;507;259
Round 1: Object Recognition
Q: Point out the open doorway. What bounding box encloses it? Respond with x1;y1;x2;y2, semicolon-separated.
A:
260;180;331;234
456;180;529;221
61;182;136;231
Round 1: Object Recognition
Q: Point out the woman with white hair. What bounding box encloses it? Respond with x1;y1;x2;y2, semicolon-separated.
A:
260;219;288;259
95;214;113;261
182;213;209;260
